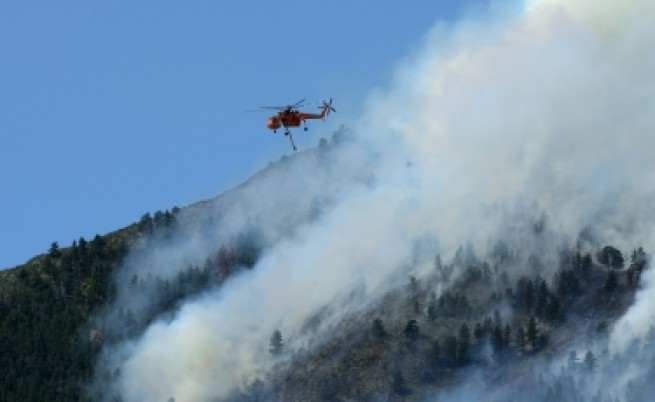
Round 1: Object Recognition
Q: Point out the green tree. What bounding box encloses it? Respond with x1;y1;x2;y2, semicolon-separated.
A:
546;295;561;323
492;326;504;352
627;267;636;287
434;253;442;270
444;336;458;366
138;213;154;234
428;340;441;367
504;323;512;348
404;319;420;340
556;269;581;296
583;350;597;372
567;351;578;371
393;370;409;395
372;319;386;339
458;323;470;364
605;270;618;291
269;330;283;355
474;322;484;342
516;327;526;353
526;316;538;350
598;245;624;268
48;241;61;258
536;280;549;318
427;292;438;320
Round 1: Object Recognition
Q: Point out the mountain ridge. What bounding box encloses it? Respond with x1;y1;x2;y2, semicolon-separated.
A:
2;126;655;402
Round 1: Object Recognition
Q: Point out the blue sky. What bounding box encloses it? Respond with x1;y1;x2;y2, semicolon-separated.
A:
0;1;485;269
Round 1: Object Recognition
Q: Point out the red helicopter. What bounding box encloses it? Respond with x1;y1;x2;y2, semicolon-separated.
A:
260;98;335;151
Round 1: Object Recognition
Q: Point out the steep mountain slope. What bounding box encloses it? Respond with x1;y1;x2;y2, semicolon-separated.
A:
4;1;655;401
3;129;651;402
0;132;351;401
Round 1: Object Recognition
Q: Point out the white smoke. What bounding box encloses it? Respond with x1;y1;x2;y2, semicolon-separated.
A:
92;0;655;400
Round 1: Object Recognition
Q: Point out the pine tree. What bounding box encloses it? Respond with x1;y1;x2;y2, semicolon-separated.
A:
504;323;512;348
536;280;549;318
444;336;458;366
583;350;597;372
526;316;538;350
567;351;578;371
474;322;484;342
546;295;561;323
393;370;409;395
427;292;438;320
428;340;441;367
516;327;526;353
372;319;386;339
492;326;504;352
458;323;470;364
269;330;283;355
598;245;624;268
49;241;62;258
605;270;617;291
404;319;420;340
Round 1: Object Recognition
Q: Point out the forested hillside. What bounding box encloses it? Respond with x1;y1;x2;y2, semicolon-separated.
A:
1;137;652;401
0;231;130;400
4;1;655;400
251;244;650;401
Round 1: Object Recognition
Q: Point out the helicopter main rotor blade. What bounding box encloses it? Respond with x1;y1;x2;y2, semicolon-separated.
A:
291;98;306;108
260;106;287;110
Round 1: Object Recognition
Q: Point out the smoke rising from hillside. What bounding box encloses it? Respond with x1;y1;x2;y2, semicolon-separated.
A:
91;0;655;400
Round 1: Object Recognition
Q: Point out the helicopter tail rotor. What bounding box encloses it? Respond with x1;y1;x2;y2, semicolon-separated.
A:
321;98;336;117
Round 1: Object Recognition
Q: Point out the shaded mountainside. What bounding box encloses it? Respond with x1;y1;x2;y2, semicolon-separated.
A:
0;131;653;401
236;246;649;401
0;230;132;401
0;132;350;401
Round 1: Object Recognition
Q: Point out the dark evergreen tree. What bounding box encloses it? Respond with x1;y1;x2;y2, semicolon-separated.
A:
372;319;386;339
526;316;538;350
575;251;593;277
138;212;154;234
556;269;581;297
583;350;597;372
427;292;438;320
567;351;579;371
492;326;504;352
516;327;526;353
595;320;609;338
627;266;636;287
393;370;409;395
474;322;484;342
444;336;458;366
536;280;549;318
605;270;618;291
598;245;624;268
515;276;535;313
546;295;561;323
458;323;470;364
48;241;61;258
269;330;283;355
434;253;442;270
631;247;648;272
404;319;420;339
414;299;421;315
504;323;512;348
428;340;441;367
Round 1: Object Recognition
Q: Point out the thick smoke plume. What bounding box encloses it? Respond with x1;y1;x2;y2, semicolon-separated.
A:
91;0;655;400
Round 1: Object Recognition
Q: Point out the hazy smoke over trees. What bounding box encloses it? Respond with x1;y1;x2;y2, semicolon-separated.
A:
89;0;655;400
